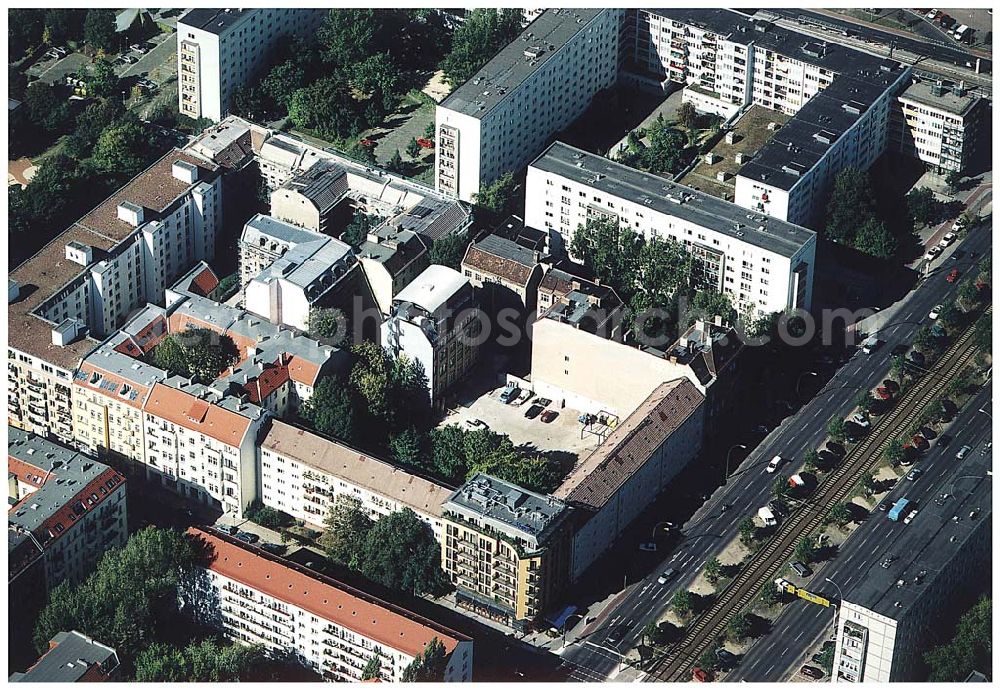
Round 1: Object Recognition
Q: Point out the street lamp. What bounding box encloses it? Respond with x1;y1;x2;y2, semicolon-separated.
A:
978;406;992;420
825;577;845;654
725;444;748;484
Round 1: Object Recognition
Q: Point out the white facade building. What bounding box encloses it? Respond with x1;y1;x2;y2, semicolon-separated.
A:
435;8;622;202
183;528;474;682
177;9;325;122
141;378;266;516
381;265;481;406
525;142;817;314
260;420;451;541
897;79;986;174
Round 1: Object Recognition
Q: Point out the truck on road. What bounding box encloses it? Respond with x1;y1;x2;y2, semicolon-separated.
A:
888;497;911;522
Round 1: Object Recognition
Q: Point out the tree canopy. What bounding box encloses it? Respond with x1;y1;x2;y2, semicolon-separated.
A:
428;231;470;270
441;9;524;85
33;527;201;664
83;9;116;52
401;638;449;681
924;596;991;681
134;639;266;682
472;172;518;218
825;168;877;245
150;328;238;382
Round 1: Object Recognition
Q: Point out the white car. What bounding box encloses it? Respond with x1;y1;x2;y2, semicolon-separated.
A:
513;389;533;406
924;246;942;262
904;509;919;525
938;232;957;248
766;455;783;473
952;218;967;232
851;413;870;428
929;304;942;320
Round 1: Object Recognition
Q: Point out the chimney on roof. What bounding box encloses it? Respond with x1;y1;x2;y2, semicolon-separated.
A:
116;202;145;228
172;160;200;184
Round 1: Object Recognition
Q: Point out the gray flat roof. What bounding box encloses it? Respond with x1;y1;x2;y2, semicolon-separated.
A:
9;631;118;682
843;450;991;619
444;473;570;547
899;78;982;116
531;142;815;258
177;8;252;35
440;8;608;119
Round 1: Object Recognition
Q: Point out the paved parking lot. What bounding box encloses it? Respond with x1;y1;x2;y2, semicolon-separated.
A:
441;386;601;459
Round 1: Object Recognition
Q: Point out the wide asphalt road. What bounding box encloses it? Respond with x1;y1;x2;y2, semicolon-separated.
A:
732;384;993;682
559;224;991;682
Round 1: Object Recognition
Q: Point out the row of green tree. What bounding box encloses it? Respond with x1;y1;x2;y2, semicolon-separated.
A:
570;217;741;343
923;595;991;681
297;342;565;493
319;498;451;597
9;9;118;60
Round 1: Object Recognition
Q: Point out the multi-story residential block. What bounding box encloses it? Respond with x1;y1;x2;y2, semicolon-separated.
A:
9;631;121;683
181;528;474;682
832;463;990;682
897;79;987;174
142;377;267;515
239;215;361;332
553;379;705;581
535;266;623;323
8;429;128;591
177;9;325;122
259;420;452;539
525;141;817;315
623;9;911;227
269;159;354;236
461;233;543;314
442;474;573;630
357;225;430;316
8;150;221;440
435;9;622;202
381;265;481;407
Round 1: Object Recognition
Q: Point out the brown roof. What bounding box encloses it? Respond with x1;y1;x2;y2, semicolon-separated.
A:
187;265;220;297
554;378;704;510
76;150;218;242
462;241;536;288
143;383;254;448
7;224;112;368
262;421;451;518
189;527;466;658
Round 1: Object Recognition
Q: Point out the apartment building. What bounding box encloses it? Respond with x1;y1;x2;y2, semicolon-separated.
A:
357;225;430;316
239;214;360;332
435;9;622;202
525;141;817;315
8;429;128;591
554;379;705;581
381;265;481;407
181;528;474;682
9;631;121;683
259;420;452;539
442;474;573;629
72;323;167;464
247;124;471;244
832;458;991;683
535;266;622;322
897;79;987;174
142;377;267;515
624;9;911;227
8;151;221;440
177;9;325;122
461;233;543;314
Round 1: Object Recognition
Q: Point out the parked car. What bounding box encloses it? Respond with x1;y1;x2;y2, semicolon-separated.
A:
657;568;678;584
716;649;738;669
791;561;812;578
467;418;489;430
498;384;519;404
800;665;824;679
939;231;957;247
924;246;941;262
906;468;923;481
222;524;239;536
877;500;890;512
947;268;961;283
524;404;544;420
513;389;532;406
851;413;870;428
236;531;259;544
911;435;929;451
929;304;942;320
766;455;783;473
535;397;552;407
956;444;972;460
540;409;559;423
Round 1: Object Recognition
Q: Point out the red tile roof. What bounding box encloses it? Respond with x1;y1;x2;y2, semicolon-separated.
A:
189;528;467;658
188;265;220;298
143;383;254;448
245;363;290;404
